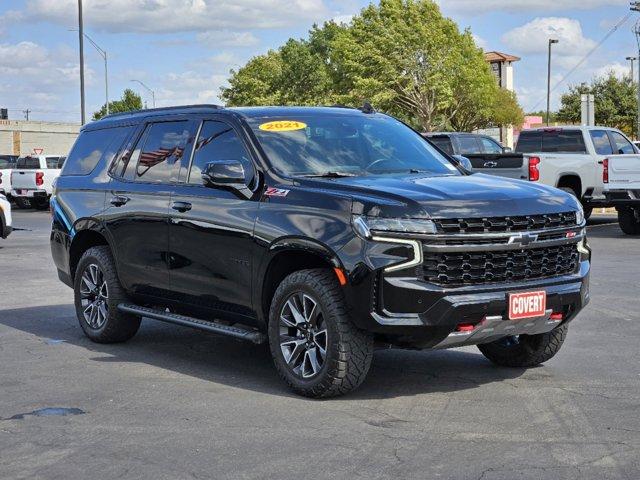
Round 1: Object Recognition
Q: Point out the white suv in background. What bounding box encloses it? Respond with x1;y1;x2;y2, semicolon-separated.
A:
0;193;12;239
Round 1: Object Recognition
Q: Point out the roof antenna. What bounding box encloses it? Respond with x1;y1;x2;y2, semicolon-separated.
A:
360;101;375;114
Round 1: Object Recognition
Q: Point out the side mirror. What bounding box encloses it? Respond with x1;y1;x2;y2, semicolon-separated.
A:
202;160;252;198
452;155;473;172
503;147;513;153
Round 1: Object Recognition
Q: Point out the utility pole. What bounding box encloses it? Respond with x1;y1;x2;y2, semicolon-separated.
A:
546;39;559;126
23;109;30;121
627;56;638;80
78;0;86;124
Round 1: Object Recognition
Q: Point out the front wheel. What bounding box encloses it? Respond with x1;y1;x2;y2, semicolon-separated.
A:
74;246;141;343
268;269;374;398
618;207;640;235
478;324;568;368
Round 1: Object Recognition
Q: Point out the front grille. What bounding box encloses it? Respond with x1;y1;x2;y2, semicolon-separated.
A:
433;212;577;234
422;244;579;286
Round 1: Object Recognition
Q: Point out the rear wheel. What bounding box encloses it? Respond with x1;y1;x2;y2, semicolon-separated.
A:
617;207;640;235
74;246;141;343
558;187;590;220
478;324;568;368
33;198;49;210
268;269;374;398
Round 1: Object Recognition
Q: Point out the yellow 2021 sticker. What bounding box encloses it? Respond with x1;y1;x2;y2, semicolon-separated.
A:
259;120;307;132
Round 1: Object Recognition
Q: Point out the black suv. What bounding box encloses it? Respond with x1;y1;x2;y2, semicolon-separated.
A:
51;106;590;398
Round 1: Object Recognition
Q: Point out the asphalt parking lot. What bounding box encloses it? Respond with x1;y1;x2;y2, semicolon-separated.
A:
0;209;638;480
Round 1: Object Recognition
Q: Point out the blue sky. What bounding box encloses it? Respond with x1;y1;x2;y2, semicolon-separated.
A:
0;0;636;123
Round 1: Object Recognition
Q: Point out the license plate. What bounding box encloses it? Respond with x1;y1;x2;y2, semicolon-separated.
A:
508;291;546;320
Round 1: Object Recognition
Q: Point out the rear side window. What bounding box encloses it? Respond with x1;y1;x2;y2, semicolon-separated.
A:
517;130;586;153
457;135;481;154
590;130;613;155
480;137;503;154
0;156;16;169
134;121;191;183
46;157;61;169
63;127;132;176
428;136;454;155
609;131;635;154
16;156;40;169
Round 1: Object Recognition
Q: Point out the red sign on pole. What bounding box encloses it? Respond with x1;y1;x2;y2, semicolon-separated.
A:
33;148;44;154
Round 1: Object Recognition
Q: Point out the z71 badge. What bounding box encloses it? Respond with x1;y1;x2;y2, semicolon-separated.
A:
265;187;290;197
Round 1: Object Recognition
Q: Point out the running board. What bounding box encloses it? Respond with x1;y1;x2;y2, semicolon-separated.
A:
117;304;266;345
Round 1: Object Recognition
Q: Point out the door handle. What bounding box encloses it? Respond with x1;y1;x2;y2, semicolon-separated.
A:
171;201;192;212
110;195;130;207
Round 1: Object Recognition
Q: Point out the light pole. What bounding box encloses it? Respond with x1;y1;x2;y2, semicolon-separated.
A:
70;30;109;115
626;56;638;81
131;80;156;108
546;38;559;126
78;0;85;124
632;2;640;139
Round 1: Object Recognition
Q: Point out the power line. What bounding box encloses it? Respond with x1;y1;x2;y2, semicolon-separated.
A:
529;12;633;111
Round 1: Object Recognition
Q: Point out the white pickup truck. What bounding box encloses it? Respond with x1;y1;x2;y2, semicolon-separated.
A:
475;126;640;218
604;155;640;235
10;154;66;209
0;155;18;198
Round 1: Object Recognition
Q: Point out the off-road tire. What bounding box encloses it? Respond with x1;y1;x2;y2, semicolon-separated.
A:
74;246;141;343
478;324;568;368
617;208;640;235
268;269;374;398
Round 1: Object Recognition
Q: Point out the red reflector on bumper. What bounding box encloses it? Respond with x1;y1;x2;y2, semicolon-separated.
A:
456;323;475;332
550;313;563;321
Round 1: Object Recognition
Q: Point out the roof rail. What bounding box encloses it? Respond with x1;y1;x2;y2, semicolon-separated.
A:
100;104;224;120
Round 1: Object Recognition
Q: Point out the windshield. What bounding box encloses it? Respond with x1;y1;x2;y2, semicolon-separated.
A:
245;113;460;177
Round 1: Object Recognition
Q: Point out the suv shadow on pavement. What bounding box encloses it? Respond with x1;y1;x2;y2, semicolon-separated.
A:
0;304;527;400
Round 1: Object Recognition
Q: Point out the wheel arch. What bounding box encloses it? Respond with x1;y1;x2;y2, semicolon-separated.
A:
556;174;583;198
257;237;344;325
69;228;112;282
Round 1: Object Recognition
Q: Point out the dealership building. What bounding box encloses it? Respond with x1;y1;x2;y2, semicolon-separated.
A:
0;119;80;157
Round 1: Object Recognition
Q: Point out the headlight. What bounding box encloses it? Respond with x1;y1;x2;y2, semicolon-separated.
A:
352;215;437;238
575;206;585;226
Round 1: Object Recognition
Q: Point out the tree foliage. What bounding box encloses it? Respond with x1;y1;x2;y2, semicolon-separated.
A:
220;0;523;132
557;73;637;137
93;89;143;121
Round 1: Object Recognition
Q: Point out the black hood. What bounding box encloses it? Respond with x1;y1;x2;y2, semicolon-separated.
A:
298;173;580;219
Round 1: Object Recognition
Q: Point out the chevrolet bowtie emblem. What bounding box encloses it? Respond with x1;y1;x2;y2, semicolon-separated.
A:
483;161;498;168
508;233;538;246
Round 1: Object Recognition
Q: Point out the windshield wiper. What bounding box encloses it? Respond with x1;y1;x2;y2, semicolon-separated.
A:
303;171;357;178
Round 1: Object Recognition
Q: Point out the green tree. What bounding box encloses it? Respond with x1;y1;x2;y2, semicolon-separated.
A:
557;73;637;137
220;0;523;132
92;89;143;121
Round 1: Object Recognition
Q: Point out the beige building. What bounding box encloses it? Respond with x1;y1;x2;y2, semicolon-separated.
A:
483;51;520;149
0;120;80;157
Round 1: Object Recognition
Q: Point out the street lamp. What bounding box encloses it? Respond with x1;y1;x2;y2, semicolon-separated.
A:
626;56;638;80
70;29;109;115
77;0;85;124
546;38;559;126
131;80;156;109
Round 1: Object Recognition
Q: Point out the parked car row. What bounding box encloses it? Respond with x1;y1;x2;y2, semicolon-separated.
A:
423;127;640;235
0;154;66;209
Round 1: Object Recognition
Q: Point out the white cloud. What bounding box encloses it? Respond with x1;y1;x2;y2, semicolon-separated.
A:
472;34;488;50
4;0;329;33
197;31;260;48
439;0;627;14
156;72;228;106
594;62;631;79
501;17;596;68
332;14;353;25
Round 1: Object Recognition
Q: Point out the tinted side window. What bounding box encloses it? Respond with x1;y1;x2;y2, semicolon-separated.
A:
46;157;61;169
17;156;41;169
63;127;131;176
428;136;454;155
516;131;542;153
609;131;635;155
457;135;481;154
590;130;614;155
480;137;503;154
135;121;190;183
189;121;254;185
542;131;586;153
